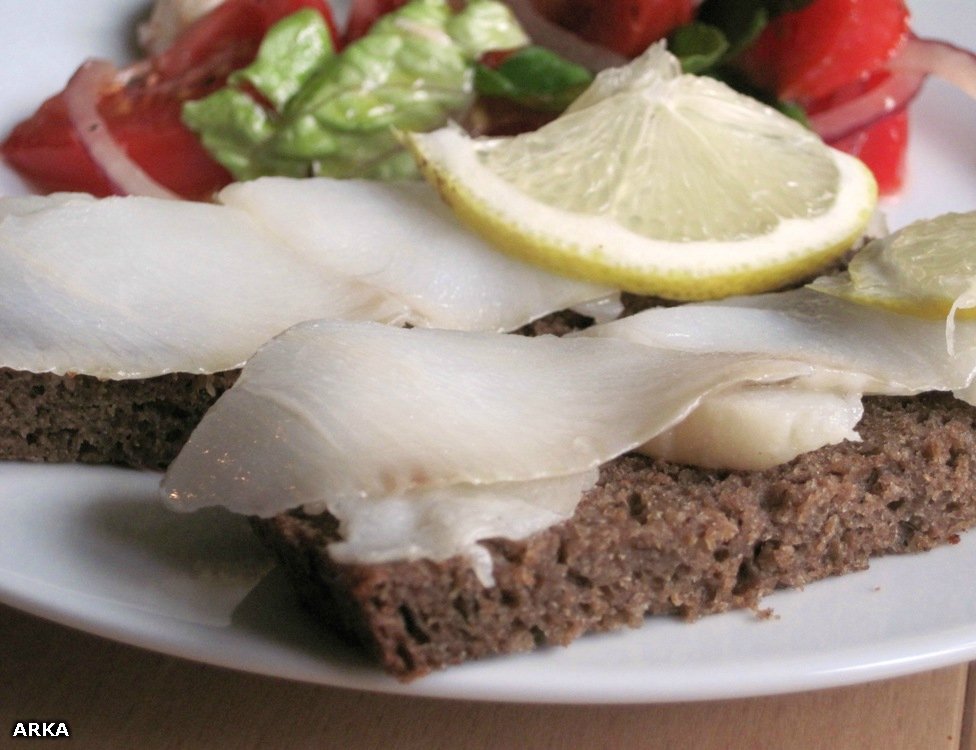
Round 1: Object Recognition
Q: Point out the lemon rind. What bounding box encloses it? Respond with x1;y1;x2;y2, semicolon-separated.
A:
408;126;878;300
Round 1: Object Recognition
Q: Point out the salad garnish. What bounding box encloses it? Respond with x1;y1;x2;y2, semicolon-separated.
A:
182;0;541;180
2;0;975;200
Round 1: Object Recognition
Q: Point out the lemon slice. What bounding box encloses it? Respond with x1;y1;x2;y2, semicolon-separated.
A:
809;211;976;322
405;44;877;300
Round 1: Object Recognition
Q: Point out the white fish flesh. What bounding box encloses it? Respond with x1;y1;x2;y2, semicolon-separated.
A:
162;319;814;516
325;471;600;585
162;290;976;579
218;178;620;331
162;320;813;581
0;181;615;379
641;383;864;471
0;194;401;379
579;287;976;468
578;287;976;396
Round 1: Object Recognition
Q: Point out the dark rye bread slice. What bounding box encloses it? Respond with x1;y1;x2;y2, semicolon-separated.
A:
0;305;598;469
1;264;967;680
0;368;238;470
0;281;824;468
0;300;604;469
251;392;976;681
0;238;859;468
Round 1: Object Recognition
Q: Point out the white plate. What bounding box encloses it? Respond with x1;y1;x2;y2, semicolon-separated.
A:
1;0;976;705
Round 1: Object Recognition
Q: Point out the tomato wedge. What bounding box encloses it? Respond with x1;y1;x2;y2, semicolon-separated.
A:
829;109;908;195
738;0;910;104
533;0;694;58
1;0;337;200
733;0;911;194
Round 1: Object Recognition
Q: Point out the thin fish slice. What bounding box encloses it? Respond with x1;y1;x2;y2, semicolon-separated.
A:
162;301;976;577
162;319;815;517
325;471;600;585
0;182;617;379
0;195;399;379
218;177;620;330
580;287;976;396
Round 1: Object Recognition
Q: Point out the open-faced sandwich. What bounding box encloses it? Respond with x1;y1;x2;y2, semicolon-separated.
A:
3;0;976;681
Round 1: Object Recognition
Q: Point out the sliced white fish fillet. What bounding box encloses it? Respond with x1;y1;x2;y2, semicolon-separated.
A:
0;182;615;379
162;291;976;577
162;319;815;517
219;178;620;330
0;194;402;379
162;319;815;580
325;471;600;585
640;383;865;471
0;192;94;218
581;287;976;469
579;287;976;396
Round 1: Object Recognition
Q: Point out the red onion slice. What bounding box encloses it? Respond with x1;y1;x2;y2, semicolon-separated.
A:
891;35;976;100
808;34;976;146
63;59;179;200
503;0;627;72
808;70;925;143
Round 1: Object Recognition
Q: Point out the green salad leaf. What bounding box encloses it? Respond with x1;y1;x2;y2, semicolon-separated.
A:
183;0;529;181
474;46;592;111
667;23;729;74
669;0;817;118
183;0;821;184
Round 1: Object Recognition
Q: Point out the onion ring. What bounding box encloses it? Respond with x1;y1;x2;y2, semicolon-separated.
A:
63;59;179;200
808;70;925;143
809;34;976;145
890;34;976;100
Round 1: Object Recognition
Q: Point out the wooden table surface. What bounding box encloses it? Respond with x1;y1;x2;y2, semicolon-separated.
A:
1;602;973;750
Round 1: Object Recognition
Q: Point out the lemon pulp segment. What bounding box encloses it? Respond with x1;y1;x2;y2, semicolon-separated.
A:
406;45;878;300
809;211;976;321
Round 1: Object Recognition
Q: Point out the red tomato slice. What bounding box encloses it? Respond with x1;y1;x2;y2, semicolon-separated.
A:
739;0;910;104
2;0;337;200
805;69;910;195
830;109;908;195
533;0;694;58
1;82;232;199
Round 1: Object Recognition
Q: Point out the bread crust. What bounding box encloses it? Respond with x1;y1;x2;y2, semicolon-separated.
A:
3;301;973;681
252;393;976;680
0;367;237;470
